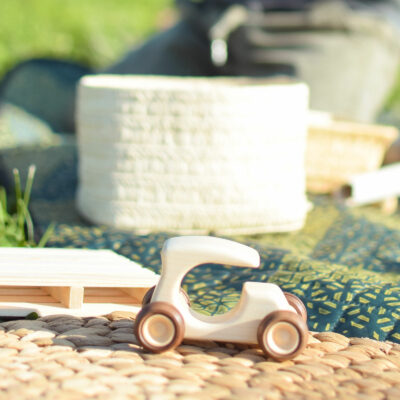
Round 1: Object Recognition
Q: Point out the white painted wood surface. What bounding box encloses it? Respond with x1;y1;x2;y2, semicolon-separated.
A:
0;248;158;317
343;162;400;207
153;236;296;344
0;248;158;287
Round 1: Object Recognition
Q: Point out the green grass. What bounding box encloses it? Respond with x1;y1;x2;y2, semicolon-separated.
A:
0;0;399;109
0;0;174;78
0;1;175;247
0;166;54;247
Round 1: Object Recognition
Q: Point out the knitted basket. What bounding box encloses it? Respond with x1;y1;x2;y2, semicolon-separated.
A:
306;111;398;193
76;75;309;234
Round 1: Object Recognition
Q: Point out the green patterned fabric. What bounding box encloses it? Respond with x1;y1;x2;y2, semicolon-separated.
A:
0;143;399;343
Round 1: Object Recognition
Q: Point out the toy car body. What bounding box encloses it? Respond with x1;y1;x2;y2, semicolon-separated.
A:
134;236;308;360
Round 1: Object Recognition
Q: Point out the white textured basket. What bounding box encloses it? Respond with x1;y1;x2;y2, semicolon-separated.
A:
76;75;309;234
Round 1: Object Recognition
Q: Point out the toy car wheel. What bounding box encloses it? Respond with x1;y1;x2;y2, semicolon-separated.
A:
257;310;308;361
134;302;185;353
142;285;191;307
283;292;307;322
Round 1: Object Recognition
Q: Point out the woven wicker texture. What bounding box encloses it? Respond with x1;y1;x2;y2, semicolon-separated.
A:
76;75;309;234
306;112;398;193
0;312;399;400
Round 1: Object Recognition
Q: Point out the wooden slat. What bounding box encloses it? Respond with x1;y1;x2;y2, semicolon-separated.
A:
84;288;127;297
0;286;145;307
84;296;138;304
0;287;46;296
85;287;148;303
121;287;149;303
0;302;142;318
0;248;159;287
84;287;139;304
0;246;158;314
42;287;84;309
0;295;56;303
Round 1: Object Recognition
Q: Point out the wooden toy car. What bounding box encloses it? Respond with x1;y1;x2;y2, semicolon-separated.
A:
134;236;308;360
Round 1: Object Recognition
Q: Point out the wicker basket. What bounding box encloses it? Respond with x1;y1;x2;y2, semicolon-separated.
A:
306;111;398;193
76;75;309;234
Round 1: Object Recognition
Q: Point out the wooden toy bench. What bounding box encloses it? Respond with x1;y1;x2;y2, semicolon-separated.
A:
0;248;159;317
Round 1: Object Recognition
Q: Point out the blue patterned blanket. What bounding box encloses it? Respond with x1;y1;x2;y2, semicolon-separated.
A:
0;58;399;341
0;143;399;343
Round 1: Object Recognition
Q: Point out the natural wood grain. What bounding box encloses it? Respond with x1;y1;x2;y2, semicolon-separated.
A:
0;248;158;287
0;302;142;317
42;287;84;309
84;288;127;297
137;236;308;361
0;287;45;296
121;287;149;303
0;248;159;316
84;296;138;304
84;287;138;304
0;295;55;303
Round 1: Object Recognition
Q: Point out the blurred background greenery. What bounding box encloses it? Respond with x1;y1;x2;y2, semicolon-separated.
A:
0;0;399;115
0;0;174;78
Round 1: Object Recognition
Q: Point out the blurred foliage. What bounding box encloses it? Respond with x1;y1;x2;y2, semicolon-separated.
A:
386;71;400;110
0;166;54;247
0;0;174;78
0;0;399;110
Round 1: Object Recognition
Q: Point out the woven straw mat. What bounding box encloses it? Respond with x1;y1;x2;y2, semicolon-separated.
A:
1;312;399;400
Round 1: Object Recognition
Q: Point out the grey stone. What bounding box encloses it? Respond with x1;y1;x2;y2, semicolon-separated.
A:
60;326;111;336
57;334;113;348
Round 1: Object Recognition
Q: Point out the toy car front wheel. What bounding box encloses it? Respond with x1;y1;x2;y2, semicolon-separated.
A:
142;285;191;307
283;292;307;322
257;310;308;361
134;302;185;353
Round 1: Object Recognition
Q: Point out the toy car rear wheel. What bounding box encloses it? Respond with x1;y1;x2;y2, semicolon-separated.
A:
257;310;308;361
283;292;307;322
134;302;185;353
142;285;191;307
